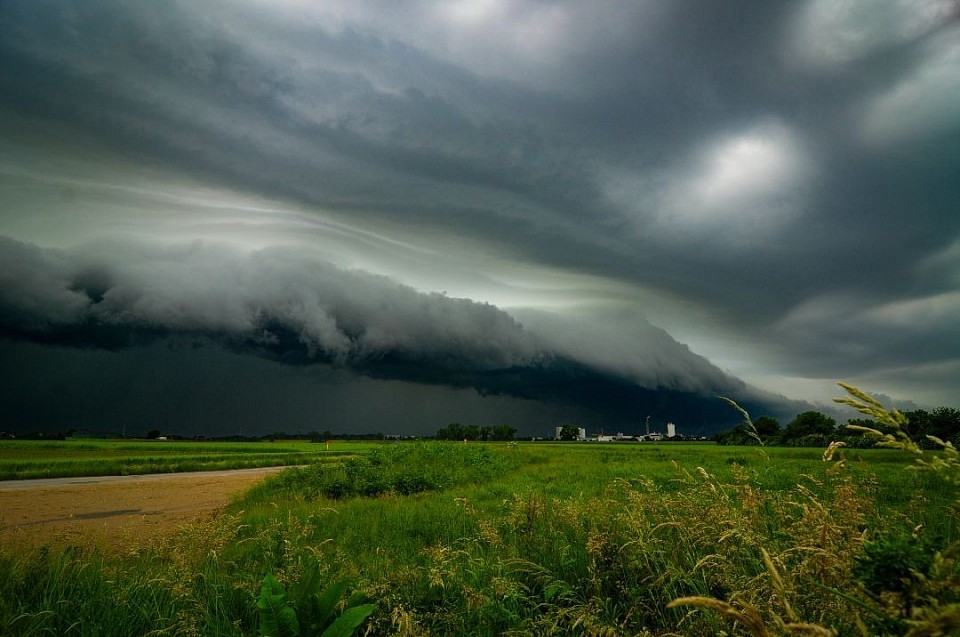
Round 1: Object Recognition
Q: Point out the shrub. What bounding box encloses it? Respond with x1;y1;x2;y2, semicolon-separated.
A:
242;442;517;505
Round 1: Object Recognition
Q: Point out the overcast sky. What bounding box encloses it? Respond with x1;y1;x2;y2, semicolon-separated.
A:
1;1;958;436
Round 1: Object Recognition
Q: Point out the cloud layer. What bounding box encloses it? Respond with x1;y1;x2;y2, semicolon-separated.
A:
0;235;771;434
1;0;958;433
0;236;741;394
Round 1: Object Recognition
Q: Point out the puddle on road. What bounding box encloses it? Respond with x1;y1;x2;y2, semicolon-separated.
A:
73;508;142;520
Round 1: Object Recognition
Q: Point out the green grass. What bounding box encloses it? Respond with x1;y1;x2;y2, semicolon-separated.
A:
1;440;957;635
0;440;373;480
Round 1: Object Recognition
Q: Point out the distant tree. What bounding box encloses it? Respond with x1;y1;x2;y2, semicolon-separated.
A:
904;409;930;442
146;429;161;440
845;417;878;430
753;416;781;440
927;407;960;445
436;423;466;440
491;425;517;441
436;423;515;441
907;407;960;447
557;425;580;441
782;411;836;446
833;417;885;448
715;424;760;446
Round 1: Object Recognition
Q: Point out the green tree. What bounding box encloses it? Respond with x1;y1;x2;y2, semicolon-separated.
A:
904;410;930;442
436;423;467;440
753;416;781;440
715;424;760;446
782;411;836;446
907;407;960;447
927;407;960;445
491;425;517;441
557;425;580;441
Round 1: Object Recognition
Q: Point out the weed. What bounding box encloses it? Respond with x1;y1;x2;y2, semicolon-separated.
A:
2;428;957;635
257;556;374;637
671;385;960;636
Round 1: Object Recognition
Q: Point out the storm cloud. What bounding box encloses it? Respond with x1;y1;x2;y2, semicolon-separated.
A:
1;0;958;434
0;236;754;417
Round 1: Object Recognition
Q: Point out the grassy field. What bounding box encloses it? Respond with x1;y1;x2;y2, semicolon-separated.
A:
0;439;374;480
1;438;957;635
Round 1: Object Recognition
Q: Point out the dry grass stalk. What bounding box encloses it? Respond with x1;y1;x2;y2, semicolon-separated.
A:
668;596;771;636
719;395;765;446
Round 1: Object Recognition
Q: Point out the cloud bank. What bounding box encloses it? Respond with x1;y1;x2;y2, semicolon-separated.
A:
0;236;746;400
1;0;958;433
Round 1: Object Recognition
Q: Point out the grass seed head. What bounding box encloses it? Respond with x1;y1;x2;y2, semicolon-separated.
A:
668;596;771;637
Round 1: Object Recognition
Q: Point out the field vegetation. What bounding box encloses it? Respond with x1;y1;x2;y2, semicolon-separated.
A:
0;440;365;480
1;389;958;635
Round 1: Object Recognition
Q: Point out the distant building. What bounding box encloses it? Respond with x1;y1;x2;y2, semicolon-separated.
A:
667;423;676;438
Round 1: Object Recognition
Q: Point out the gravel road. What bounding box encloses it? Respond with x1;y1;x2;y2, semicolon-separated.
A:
0;466;290;552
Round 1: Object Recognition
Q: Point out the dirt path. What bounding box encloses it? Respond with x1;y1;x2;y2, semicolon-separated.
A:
0;467;288;552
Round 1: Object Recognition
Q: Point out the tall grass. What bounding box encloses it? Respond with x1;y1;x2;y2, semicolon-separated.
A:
0;440;359;480
241;441;518;505
1;418;957;635
670;385;960;636
0;542;256;636
224;440;955;635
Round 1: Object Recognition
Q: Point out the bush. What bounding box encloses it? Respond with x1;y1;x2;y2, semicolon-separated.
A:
242;442;517;504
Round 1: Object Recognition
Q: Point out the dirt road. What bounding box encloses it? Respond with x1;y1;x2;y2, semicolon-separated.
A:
0;467;287;552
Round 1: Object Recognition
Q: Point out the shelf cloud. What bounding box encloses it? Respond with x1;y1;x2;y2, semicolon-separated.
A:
1;0;958;434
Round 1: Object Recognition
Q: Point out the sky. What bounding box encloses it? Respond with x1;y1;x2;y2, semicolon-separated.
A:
1;0;958;437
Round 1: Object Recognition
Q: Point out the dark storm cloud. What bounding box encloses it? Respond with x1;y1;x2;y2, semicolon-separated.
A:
0;0;590;220
1;0;959;410
0;236;760;421
0;236;536;370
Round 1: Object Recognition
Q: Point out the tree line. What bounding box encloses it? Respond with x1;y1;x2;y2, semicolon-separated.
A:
715;406;960;448
434;423;517;441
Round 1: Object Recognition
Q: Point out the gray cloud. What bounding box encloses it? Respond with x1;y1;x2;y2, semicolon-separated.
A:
1;236;539;370
1;0;959;430
0;235;781;433
0;235;749;390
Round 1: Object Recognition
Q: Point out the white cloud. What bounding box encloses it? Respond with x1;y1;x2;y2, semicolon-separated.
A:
692;124;803;206
653;119;811;244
